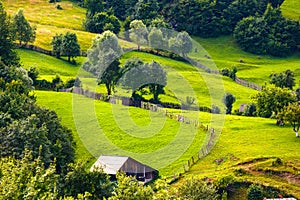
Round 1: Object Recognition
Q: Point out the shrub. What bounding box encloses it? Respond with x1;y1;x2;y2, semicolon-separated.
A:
211;105;221;114
247;184;263;200
56;4;62;10
244;103;256;116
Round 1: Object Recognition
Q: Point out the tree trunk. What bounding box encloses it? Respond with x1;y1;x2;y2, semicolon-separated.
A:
68;56;70;62
106;83;111;96
296;131;299;137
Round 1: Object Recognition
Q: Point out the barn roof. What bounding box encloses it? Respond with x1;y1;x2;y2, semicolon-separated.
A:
91;155;157;175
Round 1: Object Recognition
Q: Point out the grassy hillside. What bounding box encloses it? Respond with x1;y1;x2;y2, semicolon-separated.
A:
19;48;258;110
3;0;135;51
35;90;206;176
281;0;300;21
194;36;300;86
167;110;300;198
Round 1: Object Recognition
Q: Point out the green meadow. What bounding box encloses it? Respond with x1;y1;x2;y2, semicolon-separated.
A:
35;90;207;176
3;0;135;51
193;36;300;86
5;0;300;197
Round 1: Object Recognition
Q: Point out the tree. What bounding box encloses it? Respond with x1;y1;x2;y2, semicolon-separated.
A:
85;12;121;34
52;33;63;58
0;150;58;199
223;93;236;114
108;173;153;200
62;162;114;199
84;31;123;95
148;28;167;52
233;5;300;57
179;177;219;200
269;69;295;90
134;0;160;23
278;103;300;137
129;20;148;50
233;16;269;55
85;0;104;17
176;31;193;57
247;184;263;200
61;32;80;63
121;60;167;103
0;1;19;66
253;87;296;118
168;31;193;57
12;9;36;46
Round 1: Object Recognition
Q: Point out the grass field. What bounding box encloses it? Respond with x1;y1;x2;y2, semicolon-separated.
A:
166;110;300;198
281;0;300;21
3;0;135;51
194;36;300;86
19;48;258;111
35;90;207;176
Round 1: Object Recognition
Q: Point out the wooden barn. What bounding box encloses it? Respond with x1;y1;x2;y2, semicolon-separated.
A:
91;155;159;183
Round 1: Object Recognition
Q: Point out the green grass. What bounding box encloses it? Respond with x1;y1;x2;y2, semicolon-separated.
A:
18;49;91;77
168;110;300;197
3;0;135;51
18;49;257;111
35;90;207;176
281;0;300;21
193;36;300;86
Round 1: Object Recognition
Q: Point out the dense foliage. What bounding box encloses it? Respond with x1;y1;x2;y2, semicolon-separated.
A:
80;0;300;57
0;2;19;66
12;9;36;46
234;5;300;56
253;87;296;118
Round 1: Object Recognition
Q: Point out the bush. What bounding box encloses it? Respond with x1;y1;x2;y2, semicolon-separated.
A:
56;4;62;10
244;103;256;116
179;177;219;200
211;105;221;114
247;184;263;200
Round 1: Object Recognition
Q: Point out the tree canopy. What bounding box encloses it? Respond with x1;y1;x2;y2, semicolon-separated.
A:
84;31;123;95
12;9;36;46
278;103;300;137
121;59;167;103
253;87;297;118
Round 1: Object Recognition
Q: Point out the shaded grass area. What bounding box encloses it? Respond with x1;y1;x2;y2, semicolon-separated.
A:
35;91;207;176
193;36;300;86
17;49;91;77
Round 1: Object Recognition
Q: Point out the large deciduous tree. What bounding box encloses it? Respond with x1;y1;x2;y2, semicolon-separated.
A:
169;31;193;57
51;33;63;58
84;31;123;95
269;69;295;90
61;32;81;63
121;59;167;103
12;9;36;46
129;20;148;51
253;87;297;119
234;5;300;57
148;28;167;52
0;2;19;66
278;103;300;137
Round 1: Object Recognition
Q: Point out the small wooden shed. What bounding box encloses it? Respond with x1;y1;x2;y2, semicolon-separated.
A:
91;155;158;183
